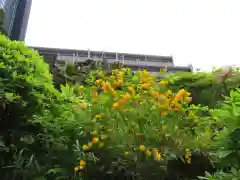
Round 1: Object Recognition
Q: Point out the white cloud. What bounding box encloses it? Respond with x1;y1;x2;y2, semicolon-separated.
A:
25;0;240;71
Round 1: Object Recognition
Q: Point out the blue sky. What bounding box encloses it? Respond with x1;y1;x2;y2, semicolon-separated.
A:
25;0;240;71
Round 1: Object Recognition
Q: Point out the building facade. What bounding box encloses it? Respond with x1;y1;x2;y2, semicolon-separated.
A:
0;0;32;41
31;46;193;76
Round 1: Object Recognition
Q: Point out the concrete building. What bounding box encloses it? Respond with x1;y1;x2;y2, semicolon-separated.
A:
30;46;193;76
0;0;32;41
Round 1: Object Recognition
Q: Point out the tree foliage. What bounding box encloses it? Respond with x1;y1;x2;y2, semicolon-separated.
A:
51;58;124;88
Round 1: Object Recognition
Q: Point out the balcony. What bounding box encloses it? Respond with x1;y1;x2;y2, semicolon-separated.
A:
56;53;173;68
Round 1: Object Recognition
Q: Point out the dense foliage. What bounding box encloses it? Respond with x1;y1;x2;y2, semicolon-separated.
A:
1;34;240;180
166;69;240;108
51;58;123;88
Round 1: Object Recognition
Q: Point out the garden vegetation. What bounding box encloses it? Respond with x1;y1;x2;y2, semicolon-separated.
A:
1;34;240;180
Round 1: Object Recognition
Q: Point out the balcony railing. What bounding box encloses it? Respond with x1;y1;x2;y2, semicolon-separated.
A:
56;53;173;67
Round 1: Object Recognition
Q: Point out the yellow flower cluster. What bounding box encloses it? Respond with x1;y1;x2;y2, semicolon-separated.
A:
140;70;154;84
95;78;117;96
166;89;192;112
111;69;124;88
74;69;195;170
173;89;192;104
74;160;86;172
139;145;162;161
82;136;105;153
128;84;136;95
95;79;102;85
112;93;132;109
102;69;193;117
138;70;155;91
95;113;104;119
159;80;168;86
185;149;191;164
101;82;116;96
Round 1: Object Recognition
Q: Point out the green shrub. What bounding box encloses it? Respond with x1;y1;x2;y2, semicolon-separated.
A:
0;34;95;179
166;69;240;108
0;34;57;179
198;89;240;179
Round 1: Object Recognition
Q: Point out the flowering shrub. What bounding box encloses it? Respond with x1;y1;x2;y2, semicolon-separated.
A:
71;68;221;179
1;35;240;180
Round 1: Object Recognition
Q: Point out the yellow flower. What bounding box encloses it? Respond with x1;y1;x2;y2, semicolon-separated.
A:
128;86;135;94
166;90;173;96
172;107;180;112
122;93;131;100
112;102;119;108
141;83;151;89
95;114;104;119
159;80;168;86
186;92;191;97
112;93;132;109
161;111;168;117
186;159;191;164
139;145;146;151
174;89;187;101
79;166;85;170
124;151;129;156
111;91;117;96
74;167;79;172
179;89;187;94
79;160;86;166
95;79;102;85
184;97;192;103
150;91;159;99
102;82;114;92
145;150;152;157
154;152;161;161
92;137;100;144
82;144;90;151
114;80;124;87
185;149;191;164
